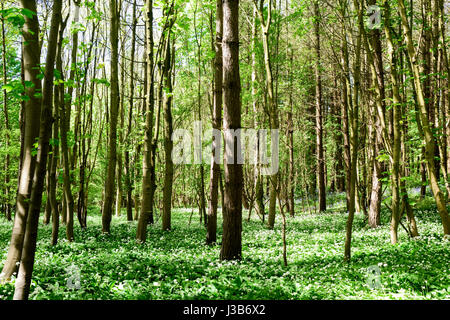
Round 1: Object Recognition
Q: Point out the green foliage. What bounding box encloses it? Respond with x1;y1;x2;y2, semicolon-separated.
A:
0;202;448;300
0;7;36;28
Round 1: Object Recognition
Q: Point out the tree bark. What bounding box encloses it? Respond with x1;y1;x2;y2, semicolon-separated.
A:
255;0;279;230
207;0;223;244
344;0;361;262
367;0;385;228
383;1;402;244
162;27;174;231
220;0;243;260
314;1;326;212
0;0;42;281
137;0;156;243
1;3;11;220
49;14;67;245
13;0;61;299
125;0;137;222
102;0;120;233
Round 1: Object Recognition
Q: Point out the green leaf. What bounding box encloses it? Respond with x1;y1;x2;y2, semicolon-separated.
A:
20;8;36;19
24;80;34;88
1;85;12;93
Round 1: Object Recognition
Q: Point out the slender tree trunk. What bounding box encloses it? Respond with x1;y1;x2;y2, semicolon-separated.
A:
314;1;326;212
367;0;385;228
102;0;120;233
125;0;137;222
137;0;155;243
13;0;61;299
162;28;174;231
60;0;81;240
251;7;265;221
220;0;243;260
400;95;419;237
344;0;361;262
287;47;295;217
420;149;427;198
383;0;403;244
50;14;67;245
255;0;278;230
115;27;126;218
1;3;11;220
76;24;96;230
50;32;63;245
207;0;223;244
193;2;207;227
333;81;345;193
43;168;52;225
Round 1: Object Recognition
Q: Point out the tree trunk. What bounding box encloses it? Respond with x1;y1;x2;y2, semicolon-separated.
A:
137;0;155;243
256;0;278;230
50;14;67;245
115;28;126;218
220;0;243;260
344;0;361;262
0;0;42;281
162;29;174;231
314;1;326;212
13;0;61;299
251;7;265;221
125;0;137;222
383;0;403;244
63;0;81;239
367;0;385;228
207;0;223;244
398;0;450;236
102;0;120;233
1;3;11;220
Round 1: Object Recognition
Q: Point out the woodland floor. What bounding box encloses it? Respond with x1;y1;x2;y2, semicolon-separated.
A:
0;194;449;300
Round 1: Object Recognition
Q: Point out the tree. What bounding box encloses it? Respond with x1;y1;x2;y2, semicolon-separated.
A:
13;0;62;299
343;0;361;262
162;7;175;231
124;0;138;222
220;0;243;260
206;0;223;245
254;0;279;230
398;0;450;236
102;0;120;233
1;0;43;282
1;2;11;221
137;0;156;243
314;0;326;212
367;0;385;229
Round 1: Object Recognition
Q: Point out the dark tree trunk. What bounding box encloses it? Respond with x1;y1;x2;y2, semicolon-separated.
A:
207;0;223;244
125;0;137;222
314;1;326;212
162;30;174;231
1;2;11;220
220;0;243;261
